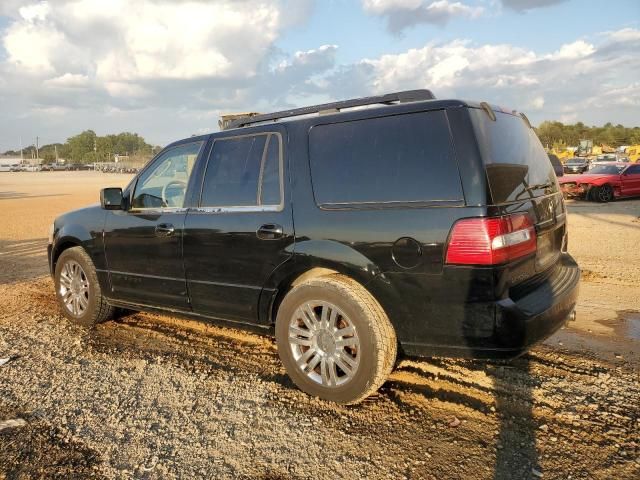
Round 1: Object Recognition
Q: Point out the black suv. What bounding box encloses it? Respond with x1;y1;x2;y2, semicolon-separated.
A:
48;90;580;404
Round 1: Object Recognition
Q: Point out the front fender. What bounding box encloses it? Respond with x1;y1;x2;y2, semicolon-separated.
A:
51;208;107;281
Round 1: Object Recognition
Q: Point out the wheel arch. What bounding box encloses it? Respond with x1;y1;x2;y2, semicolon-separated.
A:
51;222;108;293
51;236;83;274
259;239;393;327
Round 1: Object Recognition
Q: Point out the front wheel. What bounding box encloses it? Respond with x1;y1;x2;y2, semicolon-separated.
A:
54;247;114;327
275;274;397;404
593;184;614;202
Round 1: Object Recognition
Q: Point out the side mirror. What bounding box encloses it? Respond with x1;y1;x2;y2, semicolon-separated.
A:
100;187;123;210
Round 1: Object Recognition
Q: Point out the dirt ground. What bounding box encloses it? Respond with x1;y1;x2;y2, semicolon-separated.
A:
0;172;638;479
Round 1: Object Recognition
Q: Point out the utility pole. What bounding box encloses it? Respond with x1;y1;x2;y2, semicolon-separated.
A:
19;136;23;162
35;136;39;161
55;145;58;163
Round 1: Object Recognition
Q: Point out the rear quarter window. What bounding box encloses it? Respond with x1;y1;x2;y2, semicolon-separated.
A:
308;110;463;207
469;109;557;204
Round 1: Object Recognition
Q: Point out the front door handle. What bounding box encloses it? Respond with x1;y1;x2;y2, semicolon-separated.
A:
257;224;283;240
155;223;175;236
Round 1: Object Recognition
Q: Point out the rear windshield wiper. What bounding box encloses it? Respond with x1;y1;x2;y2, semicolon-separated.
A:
514;181;554;201
525;181;553;191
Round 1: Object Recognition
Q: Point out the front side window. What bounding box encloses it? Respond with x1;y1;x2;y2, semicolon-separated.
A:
132;142;202;209
200;133;282;207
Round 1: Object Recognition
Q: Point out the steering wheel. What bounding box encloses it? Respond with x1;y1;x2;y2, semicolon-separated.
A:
161;179;187;207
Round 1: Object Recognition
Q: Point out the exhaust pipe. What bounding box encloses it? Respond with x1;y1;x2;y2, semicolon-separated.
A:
568;310;576;322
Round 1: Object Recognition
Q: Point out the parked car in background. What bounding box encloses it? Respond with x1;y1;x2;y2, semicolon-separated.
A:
595;154;617;163
563;157;590;174
559;162;640;201
51;163;69;171
9;164;24;172
68;163;93;171
548;153;564;177
48;90;579;404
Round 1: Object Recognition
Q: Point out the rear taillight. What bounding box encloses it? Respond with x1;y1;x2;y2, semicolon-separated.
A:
445;214;537;265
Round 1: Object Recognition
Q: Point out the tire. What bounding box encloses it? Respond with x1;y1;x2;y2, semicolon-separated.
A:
54;246;114;327
594;184;614;203
275;274;397;404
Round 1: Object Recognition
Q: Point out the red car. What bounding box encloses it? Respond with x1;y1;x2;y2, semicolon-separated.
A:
559;162;640;202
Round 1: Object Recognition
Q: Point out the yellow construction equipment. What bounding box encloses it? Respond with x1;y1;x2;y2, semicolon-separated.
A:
219;113;261;131
626;145;640;163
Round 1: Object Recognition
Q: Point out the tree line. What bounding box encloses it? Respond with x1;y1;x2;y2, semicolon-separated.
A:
3;130;161;164
535;121;640;149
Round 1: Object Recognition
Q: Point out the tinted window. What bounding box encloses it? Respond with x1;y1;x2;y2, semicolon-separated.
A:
589;165;623;174
259;134;282;205
470;109;557;204
132;142;202;209
625;165;640;174
309;111;462;205
200;133;282;207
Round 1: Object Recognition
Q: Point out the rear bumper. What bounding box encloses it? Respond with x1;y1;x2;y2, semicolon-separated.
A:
402;253;580;359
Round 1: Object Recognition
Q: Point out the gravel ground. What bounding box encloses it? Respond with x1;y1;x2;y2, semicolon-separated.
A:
0;172;639;479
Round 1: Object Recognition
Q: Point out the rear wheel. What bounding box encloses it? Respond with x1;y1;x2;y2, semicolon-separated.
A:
594;184;614;202
54;247;114;327
275;274;397;404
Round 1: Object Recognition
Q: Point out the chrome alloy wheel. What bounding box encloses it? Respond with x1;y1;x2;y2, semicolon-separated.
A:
288;301;360;387
58;260;90;317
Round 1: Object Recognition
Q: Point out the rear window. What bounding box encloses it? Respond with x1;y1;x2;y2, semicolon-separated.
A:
470;109;557;204
309;111;463;206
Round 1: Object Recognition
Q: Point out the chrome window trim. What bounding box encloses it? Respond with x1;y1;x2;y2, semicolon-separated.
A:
198;132;284;211
127;207;189;214
188;205;282;214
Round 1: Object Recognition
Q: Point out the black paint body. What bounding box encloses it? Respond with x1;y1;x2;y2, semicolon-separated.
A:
48;99;580;358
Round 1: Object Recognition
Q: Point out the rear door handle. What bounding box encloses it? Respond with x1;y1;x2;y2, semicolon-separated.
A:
155;223;175;236
257;224;283;240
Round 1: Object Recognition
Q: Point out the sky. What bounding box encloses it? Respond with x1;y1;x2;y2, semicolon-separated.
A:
0;0;638;151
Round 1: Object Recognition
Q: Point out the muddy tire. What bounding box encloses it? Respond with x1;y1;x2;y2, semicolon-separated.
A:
275;274;397;404
54;246;114;327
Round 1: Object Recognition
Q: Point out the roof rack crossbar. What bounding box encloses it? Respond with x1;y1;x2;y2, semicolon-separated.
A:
225;89;435;129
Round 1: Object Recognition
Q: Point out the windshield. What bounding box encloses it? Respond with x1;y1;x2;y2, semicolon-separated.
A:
588;165;624;175
469;109;557;203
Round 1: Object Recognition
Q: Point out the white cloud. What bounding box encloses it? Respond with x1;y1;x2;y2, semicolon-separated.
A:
325;28;640;125
0;3;638;151
362;0;484;33
501;0;568;12
3;0;286;82
548;40;595;60
44;73;90;88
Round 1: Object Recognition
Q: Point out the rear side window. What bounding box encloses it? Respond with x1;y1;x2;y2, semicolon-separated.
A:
469;109;557;204
200;133;282;207
309;111;463;206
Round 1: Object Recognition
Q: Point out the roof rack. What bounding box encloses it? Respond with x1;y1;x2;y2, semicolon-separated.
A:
224;89;435;130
